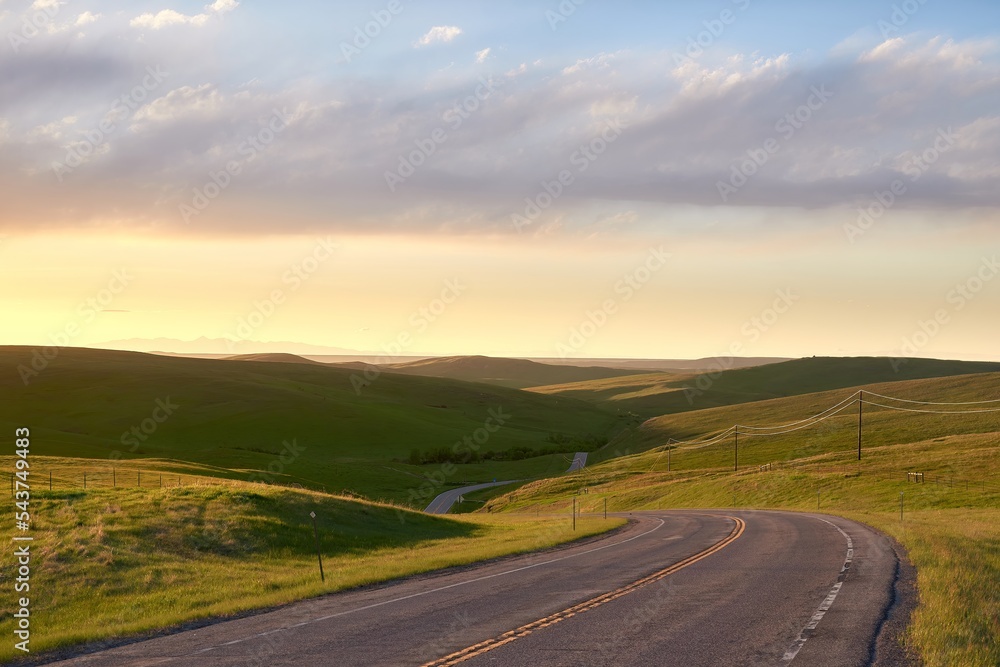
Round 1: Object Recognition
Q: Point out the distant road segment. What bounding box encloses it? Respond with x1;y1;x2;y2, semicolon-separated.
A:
423;480;518;514
567;451;588;472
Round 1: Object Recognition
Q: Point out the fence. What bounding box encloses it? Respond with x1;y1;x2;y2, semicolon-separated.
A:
8;467;272;495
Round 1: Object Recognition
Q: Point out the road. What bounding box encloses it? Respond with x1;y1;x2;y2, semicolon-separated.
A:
45;510;899;667
424;481;518;514
424;452;587;514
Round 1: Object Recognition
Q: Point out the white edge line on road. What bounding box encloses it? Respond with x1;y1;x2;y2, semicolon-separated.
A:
178;516;669;659
780;516;855;665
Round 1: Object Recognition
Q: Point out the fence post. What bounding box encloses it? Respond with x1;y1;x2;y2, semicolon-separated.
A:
309;511;325;582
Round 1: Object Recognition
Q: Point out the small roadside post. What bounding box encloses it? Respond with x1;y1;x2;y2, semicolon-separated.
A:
572;498;576;531
310;511;325;582
604;497;607;520
899;492;904;522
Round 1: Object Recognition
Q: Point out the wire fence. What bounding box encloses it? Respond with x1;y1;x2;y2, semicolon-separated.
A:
8;467;259;495
742;459;1000;495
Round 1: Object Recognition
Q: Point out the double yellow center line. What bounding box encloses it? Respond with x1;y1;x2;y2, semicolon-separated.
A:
422;516;746;666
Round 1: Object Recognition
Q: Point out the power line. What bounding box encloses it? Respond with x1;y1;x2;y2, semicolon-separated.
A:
863;390;1000;406
861;399;1000;415
670;426;737;450
659;386;1000;457
737;391;860;433
737;399;860;437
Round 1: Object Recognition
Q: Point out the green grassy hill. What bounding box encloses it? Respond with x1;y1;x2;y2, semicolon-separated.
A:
225;352;327;365
594;371;1000;466
529;356;1000;418
0;471;621;661
529;372;692;417
482;372;1000;667
383;355;646;389
0;347;622;504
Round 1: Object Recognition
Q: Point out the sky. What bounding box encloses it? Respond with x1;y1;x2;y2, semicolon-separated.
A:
1;0;999;361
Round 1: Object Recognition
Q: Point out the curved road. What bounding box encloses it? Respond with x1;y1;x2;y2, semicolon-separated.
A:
424;481;519;514
45;510;898;666
425;452;588;514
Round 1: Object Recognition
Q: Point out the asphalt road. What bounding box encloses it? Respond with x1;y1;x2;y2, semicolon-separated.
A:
424;452;587;514
567;451;588;472
424;481;519;514
45;511;898;667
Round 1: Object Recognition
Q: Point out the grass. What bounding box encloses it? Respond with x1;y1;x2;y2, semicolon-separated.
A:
382;355;646;389
529;356;1000;418
529;372;691;417
591;371;1000;466
483;394;1000;666
0;347;623;505
0;471;623;663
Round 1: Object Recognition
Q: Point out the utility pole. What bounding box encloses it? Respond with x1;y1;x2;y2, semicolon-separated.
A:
857;390;864;460
734;428;739;472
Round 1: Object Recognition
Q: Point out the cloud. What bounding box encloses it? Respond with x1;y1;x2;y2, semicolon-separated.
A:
132;84;228;124
416;26;462;47
130;0;238;30
475;47;491;64
131;9;210;29
26;115;76;141
1;33;999;235
75;11;99;27
207;0;238;12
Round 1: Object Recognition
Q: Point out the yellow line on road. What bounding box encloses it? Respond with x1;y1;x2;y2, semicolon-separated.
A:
421;516;746;667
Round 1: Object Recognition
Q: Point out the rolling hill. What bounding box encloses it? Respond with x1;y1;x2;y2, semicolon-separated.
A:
381;355;647;389
528;356;792;372
1;347;622;504
481;370;1000;667
225;352;327;365
593;370;1000;465
530;356;1000;417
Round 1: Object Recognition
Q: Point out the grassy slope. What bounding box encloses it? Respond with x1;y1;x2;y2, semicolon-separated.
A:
529;356;1000;418
595;371;1000;465
484;377;1000;667
529;372;692;417
383;355;646;389
0;469;623;662
0;347;622;505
